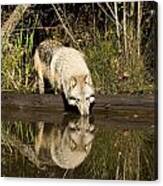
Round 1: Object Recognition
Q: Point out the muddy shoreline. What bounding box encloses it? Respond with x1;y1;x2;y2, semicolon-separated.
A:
2;92;155;109
1;92;156;127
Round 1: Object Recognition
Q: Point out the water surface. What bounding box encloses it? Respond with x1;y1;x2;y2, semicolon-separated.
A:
1;106;157;180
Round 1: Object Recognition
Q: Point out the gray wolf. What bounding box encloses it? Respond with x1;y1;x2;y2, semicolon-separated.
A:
34;39;95;115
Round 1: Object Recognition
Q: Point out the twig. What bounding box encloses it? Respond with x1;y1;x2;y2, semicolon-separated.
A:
123;156;126;180
57;4;73;34
123;2;128;59
106;2;122;29
2;26;60;35
137;1;142;58
113;2;121;50
136;147;140;180
97;3;115;24
115;151;121;180
52;5;80;49
63;169;69;178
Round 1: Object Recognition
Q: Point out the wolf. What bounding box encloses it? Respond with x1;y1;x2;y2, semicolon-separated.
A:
34;39;95;115
35;116;95;169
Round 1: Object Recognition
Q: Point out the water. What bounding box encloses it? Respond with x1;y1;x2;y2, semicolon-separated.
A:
1;105;157;180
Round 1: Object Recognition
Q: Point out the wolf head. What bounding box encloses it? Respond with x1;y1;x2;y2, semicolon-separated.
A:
66;117;95;152
35;117;95;169
67;75;95;115
51;116;95;169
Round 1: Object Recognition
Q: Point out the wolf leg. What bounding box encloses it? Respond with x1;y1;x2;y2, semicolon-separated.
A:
35;121;44;156
49;73;61;95
38;72;45;94
34;49;45;94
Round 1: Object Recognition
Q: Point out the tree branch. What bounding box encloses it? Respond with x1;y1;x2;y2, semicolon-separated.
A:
2;5;30;39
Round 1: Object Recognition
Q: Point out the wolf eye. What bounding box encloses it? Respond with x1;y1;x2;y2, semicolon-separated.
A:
70;139;77;151
69;97;80;102
84;143;91;152
69;96;76;101
69;96;78;105
76;127;81;132
70;127;76;132
86;97;89;101
76;98;80;102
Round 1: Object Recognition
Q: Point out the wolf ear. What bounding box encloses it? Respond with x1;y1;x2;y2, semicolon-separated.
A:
84;74;92;85
70;76;77;89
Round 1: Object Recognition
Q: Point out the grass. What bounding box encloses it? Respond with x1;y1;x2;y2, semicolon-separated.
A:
1;26;154;95
85;35;153;95
1;19;37;93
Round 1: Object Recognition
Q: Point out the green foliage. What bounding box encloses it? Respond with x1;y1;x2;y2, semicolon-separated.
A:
85;38;118;94
85;34;153;95
1;3;156;95
1;26;36;93
1;30;154;95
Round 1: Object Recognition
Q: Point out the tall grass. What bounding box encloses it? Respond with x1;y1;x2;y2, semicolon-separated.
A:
1;27;154;95
1;21;37;93
85;32;153;95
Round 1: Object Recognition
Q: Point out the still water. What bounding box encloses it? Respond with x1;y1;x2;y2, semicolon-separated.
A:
1;106;157;180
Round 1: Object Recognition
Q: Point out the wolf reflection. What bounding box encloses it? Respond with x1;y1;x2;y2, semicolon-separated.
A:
35;116;95;169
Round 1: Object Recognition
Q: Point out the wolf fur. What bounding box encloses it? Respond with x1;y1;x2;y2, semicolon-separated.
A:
35;117;95;169
34;39;95;115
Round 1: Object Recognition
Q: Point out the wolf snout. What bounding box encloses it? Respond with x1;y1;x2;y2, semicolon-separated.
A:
78;104;90;116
